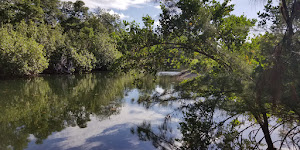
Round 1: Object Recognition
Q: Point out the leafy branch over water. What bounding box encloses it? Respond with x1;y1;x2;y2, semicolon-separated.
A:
125;0;300;149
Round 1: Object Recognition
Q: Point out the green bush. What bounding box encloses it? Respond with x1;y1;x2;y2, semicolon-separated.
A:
50;46;96;73
70;47;96;72
92;32;121;69
66;27;121;70
0;26;48;76
0;1;123;75
16;21;66;58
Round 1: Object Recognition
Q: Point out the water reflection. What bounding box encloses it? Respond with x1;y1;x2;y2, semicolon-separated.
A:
0;73;179;150
2;73;299;150
132;75;300;150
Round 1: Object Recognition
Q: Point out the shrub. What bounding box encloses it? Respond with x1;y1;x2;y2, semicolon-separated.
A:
50;46;96;73
0;26;48;76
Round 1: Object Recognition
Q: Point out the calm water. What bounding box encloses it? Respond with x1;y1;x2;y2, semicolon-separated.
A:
0;73;297;150
0;73;182;150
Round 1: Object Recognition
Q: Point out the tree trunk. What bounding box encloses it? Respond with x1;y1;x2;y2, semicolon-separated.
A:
261;113;275;150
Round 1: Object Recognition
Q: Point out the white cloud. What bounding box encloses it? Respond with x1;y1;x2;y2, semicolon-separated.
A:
61;0;150;10
108;10;129;19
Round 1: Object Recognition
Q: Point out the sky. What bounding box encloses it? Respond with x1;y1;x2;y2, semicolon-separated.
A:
61;0;270;27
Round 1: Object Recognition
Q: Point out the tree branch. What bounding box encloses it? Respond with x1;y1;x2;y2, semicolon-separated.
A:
279;126;299;149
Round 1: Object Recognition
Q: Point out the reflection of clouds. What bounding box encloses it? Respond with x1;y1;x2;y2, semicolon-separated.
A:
25;86;182;150
128;138;140;146
102;128;119;136
155;86;164;94
44;97;165;150
129;110;144;114
81;142;102;150
28;134;36;141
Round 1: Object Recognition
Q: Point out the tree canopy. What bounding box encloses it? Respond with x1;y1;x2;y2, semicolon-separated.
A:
0;0;121;76
1;0;300;149
118;0;300;149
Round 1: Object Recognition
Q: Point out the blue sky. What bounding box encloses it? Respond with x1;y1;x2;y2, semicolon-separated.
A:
62;0;270;26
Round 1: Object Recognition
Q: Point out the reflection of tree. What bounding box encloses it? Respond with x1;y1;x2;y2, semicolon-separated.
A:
132;120;179;150
0;73;133;150
134;75;180;109
132;74;300;149
0;78;55;149
134;74;178;92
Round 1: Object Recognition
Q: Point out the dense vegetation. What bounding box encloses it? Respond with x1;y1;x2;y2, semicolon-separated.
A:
0;0;121;76
116;0;300;149
1;0;300;149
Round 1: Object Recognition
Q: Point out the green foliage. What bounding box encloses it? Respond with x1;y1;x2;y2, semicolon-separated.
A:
0;0;122;76
49;45;96;73
15;21;66;58
122;0;300;149
60;0;89;32
218;15;257;51
70;47;96;72
0;24;48;76
65;26;120;71
0;0;299;148
117;0;256;76
0;0;44;25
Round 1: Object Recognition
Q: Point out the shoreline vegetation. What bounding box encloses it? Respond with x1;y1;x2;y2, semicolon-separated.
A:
1;0;300;149
0;0;122;77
